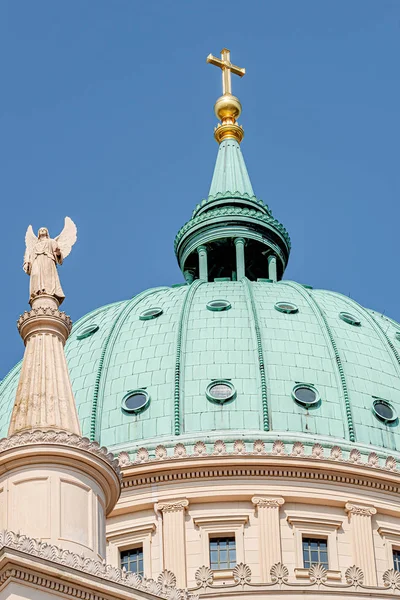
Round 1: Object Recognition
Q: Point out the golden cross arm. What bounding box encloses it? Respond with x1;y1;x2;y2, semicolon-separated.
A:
206;48;245;95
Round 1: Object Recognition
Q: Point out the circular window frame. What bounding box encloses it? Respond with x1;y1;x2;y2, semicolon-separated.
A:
339;312;361;326
206;380;236;404
77;324;99;340
206;300;231;312
275;302;299;314
372;399;397;424
292;383;320;408
139;307;163;321
121;389;150;414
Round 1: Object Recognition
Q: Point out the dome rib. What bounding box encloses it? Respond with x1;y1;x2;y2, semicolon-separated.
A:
242;278;269;431
174;280;204;435
281;281;355;443
333;292;400;377
90;287;169;441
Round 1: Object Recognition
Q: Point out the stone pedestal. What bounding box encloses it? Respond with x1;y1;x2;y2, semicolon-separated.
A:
0;431;120;559
252;496;285;581
156;499;189;588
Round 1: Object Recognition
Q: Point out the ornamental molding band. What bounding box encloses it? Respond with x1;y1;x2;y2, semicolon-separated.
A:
0;429;121;480
0;530;196;600
189;561;400;595
118;439;400;491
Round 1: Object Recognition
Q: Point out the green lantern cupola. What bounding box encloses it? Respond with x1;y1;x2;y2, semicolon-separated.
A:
174;48;291;283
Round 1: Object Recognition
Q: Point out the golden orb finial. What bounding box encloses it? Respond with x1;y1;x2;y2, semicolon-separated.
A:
206;48;245;143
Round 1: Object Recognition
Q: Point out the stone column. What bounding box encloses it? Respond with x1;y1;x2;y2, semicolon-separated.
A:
235;237;246;280
268;255;277;282
345;502;377;586
156;499;189;588
197;246;208;281
252;496;285;582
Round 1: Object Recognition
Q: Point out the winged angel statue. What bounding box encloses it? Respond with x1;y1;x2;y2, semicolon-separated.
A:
23;217;77;304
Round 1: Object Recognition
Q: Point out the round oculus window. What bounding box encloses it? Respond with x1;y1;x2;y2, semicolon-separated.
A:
373;399;397;423
339;312;361;326
122;390;150;414
139;307;163;321
206;300;231;312
275;302;299;314
292;384;320;407
77;324;99;340
206;380;236;404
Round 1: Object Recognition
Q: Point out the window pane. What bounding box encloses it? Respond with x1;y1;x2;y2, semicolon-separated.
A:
209;537;236;570
302;538;329;569
120;547;144;576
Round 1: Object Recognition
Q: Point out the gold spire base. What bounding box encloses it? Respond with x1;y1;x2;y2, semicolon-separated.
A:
214;122;244;144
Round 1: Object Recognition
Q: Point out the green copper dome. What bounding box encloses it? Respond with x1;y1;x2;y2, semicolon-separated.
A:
1;280;400;457
2;54;399;462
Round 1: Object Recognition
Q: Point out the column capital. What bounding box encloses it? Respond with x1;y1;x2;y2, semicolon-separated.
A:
156;498;189;514
197;245;208;254
234;237;246;246
345;502;377;517
252;496;285;509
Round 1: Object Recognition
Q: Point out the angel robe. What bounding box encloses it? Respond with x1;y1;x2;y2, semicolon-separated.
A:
28;238;65;303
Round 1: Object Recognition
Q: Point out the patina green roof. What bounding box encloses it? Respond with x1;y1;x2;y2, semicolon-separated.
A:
1;280;400;457
209;138;254;197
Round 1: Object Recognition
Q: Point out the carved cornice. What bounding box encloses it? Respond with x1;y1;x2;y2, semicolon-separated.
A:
345;502;377;517
17;307;72;343
0;429;121;480
0;530;196;599
156;499;189;513
252;496;285;509
119;439;400;493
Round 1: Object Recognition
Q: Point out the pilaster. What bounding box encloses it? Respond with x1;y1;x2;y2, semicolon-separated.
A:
252;496;285;581
155;499;189;588
345;502;377;586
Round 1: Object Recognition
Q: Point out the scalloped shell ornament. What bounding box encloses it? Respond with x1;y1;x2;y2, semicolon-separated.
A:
368;452;379;467
195;565;214;589
386;456;397;470
291;441;304;457
194;441;207;456
174;443;187;457
213;440;226;455
232;562;252;585
272;440;285;455
135;447;149;463
234;439;246;454
253;439;265;453
311;443;324;458
155;445;167;460
345;565;364;586
330;445;342;460
118;451;131;466
270;562;289;583
349;448;361;463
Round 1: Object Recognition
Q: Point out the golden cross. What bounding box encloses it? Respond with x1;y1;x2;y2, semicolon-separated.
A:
206;48;245;95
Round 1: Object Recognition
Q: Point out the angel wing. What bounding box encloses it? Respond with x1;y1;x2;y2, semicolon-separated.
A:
55;217;77;259
24;225;37;271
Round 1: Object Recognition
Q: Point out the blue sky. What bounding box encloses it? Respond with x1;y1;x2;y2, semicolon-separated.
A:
0;0;399;377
